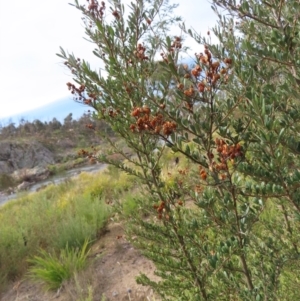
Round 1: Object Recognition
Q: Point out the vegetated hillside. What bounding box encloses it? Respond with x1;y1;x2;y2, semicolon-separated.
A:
0;165;162;300
0;112;112;153
0;112;114;191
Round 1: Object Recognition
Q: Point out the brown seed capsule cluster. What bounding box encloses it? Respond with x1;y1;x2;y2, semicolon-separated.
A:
64;57;82;75
85;123;96;130
78;149;90;157
108;108;118;117
195;185;203;193
171;36;182;49
176;167;189;190
153;201;165;214
67;82;85;95
174;45;233;112
135;43;148;60
130;106;176;136
112;10;120;19
78;148;94;158
184;86;195;97
215;138;242;160
78;146;98;164
86;0;105;19
66;82;88;103
199;139;242;182
66;82;99;106
197;81;206;93
199;168;207;180
124;83;133;94
178;168;189;176
84;99;92;105
191;65;202;78
177;200;183;206
153;201;170;220
209;138;243;180
100;107;119;118
160;36;183;63
196;45;231;86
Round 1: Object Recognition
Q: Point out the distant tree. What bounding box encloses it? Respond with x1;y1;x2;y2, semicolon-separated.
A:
63;113;73;129
1;122;16;138
49;118;62;131
19;117;27;126
33;119;45;132
21;121;32;134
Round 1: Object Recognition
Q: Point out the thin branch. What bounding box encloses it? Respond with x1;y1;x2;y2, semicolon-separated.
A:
277;0;285;25
221;0;281;29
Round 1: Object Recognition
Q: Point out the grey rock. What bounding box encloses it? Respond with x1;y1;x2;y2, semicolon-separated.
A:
6;187;15;195
0;141;55;173
0;161;13;174
17;181;32;191
12;166;50;182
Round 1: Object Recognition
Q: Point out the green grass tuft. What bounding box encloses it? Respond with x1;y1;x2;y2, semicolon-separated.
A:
27;239;91;290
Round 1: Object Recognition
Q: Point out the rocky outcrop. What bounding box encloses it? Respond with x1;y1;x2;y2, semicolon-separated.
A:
12;166;50;182
16;181;32;191
0;161;12;174
0;141;55;174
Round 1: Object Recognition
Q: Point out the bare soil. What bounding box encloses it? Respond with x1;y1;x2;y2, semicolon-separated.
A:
1;222;160;301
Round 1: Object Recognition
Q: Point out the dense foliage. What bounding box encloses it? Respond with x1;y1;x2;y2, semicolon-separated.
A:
59;0;300;300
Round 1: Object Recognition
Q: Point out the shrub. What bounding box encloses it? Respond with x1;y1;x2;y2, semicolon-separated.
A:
122;195;139;217
0;173;15;190
59;0;300;300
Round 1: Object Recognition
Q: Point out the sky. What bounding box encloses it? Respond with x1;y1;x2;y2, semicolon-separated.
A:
0;0;217;119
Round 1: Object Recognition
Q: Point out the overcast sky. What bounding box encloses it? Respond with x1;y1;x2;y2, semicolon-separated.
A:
0;0;217;118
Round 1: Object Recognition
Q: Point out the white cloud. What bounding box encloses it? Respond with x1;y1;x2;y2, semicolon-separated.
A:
0;0;217;118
